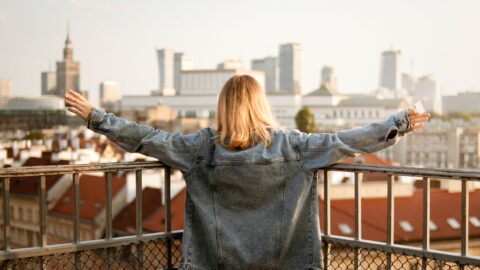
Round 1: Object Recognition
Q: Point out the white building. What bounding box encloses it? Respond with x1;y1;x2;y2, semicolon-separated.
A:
303;85;408;128
6;96;64;110
174;52;193;93
99;81;121;112
0;79;11;109
156;48;175;95
217;58;245;70
180;69;265;96
412;75;441;114
379;49;401;97
321;66;337;91
401;73;416;94
251;56;278;93
443;91;480;114
382;126;480;170
279;43;301;94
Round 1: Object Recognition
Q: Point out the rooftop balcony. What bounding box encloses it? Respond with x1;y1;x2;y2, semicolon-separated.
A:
0;161;479;269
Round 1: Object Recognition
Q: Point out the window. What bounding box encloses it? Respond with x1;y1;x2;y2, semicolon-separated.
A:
27;209;33;222
338;223;353;235
429;220;438;231
399;220;414;232
470;217;480;227
447;218;461;229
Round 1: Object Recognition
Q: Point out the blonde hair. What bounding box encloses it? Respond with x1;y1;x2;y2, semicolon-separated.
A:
216;75;278;150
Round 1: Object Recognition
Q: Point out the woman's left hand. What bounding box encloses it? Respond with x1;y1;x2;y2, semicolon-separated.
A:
407;108;430;130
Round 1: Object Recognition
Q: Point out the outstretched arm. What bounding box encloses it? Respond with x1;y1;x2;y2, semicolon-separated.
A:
295;109;430;170
64;89;203;173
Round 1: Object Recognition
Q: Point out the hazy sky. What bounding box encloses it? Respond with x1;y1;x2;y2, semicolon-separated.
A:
1;0;479;107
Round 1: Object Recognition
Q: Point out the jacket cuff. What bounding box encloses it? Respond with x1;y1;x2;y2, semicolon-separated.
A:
394;109;413;135
87;107;106;130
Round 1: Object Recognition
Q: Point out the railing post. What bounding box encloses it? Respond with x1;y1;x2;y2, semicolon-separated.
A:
460;180;470;270
2;178;10;252
135;169;144;269
354;172;362;270
422;177;430;270
72;173;82;270
164;167;172;269
38;176;47;269
386;174;394;270
323;170;331;270
104;172;112;270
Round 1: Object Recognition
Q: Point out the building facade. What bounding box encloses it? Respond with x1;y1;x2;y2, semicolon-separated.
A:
174;52;193;93
251;56;278;93
379;49;401;97
279;43;301;94
41;71;57;96
321;66;337;91
443;91;480;114
413;75;441;114
99;81;121;112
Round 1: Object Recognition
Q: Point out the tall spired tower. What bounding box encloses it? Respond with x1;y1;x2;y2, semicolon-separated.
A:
55;26;80;97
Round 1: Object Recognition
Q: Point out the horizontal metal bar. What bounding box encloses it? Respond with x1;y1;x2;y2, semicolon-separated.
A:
2;162;479;181
0;230;183;261
322;235;480;267
0;161;166;178
327;163;480;181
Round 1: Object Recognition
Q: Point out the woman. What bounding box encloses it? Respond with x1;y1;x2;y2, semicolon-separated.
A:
64;75;429;270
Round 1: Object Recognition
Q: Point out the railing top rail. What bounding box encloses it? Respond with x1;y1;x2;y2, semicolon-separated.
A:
0;161;166;178
0;161;478;181
327;163;480;181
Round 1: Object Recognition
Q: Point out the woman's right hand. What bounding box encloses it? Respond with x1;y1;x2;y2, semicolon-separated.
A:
64;89;93;121
407;108;430;130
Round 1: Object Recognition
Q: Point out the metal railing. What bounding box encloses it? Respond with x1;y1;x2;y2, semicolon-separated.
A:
0;161;479;269
322;164;480;269
0;161;180;269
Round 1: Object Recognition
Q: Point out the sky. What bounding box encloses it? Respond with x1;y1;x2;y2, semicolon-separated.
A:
1;0;479;107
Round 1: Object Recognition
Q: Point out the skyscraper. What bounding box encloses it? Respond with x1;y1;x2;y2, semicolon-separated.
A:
278;43;301;94
379;49;401;96
0;79;11;109
41;71;56;95
251;56;278;93
321;65;337;91
174;52;193;94
55;28;80;97
157;48;175;95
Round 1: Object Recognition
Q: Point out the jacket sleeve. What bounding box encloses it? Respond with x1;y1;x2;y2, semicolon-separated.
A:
86;107;204;173
294;109;412;170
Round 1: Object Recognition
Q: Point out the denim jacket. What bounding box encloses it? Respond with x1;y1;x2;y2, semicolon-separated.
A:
87;108;412;270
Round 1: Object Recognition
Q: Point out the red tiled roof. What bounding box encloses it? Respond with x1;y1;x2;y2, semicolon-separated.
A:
138;185;480;244
112;187;163;233
50;174;126;220
319;189;480;243
143;189;186;232
10;157;69;195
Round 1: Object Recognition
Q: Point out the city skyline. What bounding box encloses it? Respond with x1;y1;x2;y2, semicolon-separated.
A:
1;0;479;108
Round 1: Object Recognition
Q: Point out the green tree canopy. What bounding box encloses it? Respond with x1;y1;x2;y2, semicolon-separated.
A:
295;106;317;133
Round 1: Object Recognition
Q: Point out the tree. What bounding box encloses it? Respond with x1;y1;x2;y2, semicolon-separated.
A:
295;106;317;133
